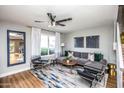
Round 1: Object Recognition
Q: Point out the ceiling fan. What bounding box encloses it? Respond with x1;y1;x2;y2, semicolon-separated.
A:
35;13;72;27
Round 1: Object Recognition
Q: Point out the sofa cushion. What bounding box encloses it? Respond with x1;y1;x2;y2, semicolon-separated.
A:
81;53;88;59
100;59;107;66
72;51;89;59
73;52;81;58
84;61;104;72
73;57;88;66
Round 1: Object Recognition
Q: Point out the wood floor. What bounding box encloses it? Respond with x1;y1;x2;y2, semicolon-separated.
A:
123;72;124;88
0;70;45;88
0;70;117;88
106;76;117;88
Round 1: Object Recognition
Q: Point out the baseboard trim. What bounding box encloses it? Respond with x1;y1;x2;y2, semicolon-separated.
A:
0;67;30;78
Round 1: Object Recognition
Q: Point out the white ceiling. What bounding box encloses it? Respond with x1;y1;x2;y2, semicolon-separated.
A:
0;5;118;33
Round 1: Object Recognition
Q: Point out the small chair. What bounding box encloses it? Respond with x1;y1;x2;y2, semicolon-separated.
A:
31;55;48;69
77;67;106;87
84;59;107;75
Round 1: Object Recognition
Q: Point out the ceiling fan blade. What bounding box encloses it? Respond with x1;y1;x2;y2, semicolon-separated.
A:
56;22;66;26
56;18;72;23
47;13;55;22
34;20;47;23
53;16;56;19
47;13;52;18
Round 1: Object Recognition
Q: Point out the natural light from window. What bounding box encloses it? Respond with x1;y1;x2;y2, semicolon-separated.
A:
41;34;55;56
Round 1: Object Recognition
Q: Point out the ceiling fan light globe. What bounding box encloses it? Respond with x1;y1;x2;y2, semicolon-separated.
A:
53;21;56;26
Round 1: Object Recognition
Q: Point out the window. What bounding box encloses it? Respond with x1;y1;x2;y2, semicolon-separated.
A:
49;36;55;54
74;37;84;48
41;35;48;55
86;35;99;48
41;34;55;56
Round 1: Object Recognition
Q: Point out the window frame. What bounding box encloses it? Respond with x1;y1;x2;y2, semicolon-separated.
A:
86;35;100;48
74;37;84;48
7;30;26;67
40;34;55;56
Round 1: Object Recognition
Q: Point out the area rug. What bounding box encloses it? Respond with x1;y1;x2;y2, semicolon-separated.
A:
31;65;108;88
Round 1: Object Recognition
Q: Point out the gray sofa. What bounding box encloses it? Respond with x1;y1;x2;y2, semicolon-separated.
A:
56;51;89;65
56;51;107;73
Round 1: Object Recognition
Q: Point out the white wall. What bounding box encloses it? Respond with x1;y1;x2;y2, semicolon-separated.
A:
62;25;116;63
0;22;32;77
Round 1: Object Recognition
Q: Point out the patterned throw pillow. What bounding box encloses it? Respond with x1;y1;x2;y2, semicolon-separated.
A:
68;51;74;58
88;53;94;61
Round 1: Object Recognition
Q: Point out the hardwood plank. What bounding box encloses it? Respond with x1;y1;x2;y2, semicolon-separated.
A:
19;72;34;88
106;76;117;88
22;71;37;88
25;71;45;88
12;74;20;88
8;75;14;88
18;73;29;88
0;70;45;88
123;73;124;88
0;77;4;88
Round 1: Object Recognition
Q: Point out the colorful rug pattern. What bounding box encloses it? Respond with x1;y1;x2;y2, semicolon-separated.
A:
31;65;108;88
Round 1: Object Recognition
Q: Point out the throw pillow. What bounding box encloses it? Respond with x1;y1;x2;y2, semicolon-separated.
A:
68;51;74;58
88;53;94;61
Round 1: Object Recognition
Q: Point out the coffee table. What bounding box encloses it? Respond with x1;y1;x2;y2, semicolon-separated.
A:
62;60;77;73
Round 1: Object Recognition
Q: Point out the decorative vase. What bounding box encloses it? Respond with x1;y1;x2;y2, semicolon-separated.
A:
108;64;116;77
